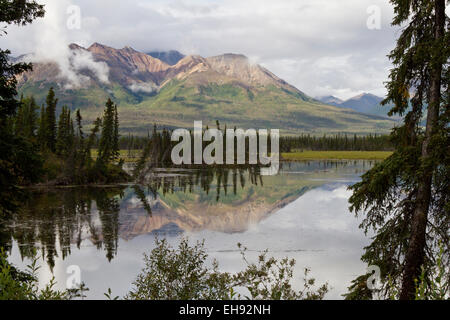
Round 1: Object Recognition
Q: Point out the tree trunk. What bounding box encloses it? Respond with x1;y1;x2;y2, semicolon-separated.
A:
399;0;445;300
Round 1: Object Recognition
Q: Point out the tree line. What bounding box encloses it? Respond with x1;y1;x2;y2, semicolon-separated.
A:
119;126;393;156
279;134;393;152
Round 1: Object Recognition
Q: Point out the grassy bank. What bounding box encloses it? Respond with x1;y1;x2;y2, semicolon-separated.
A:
281;151;393;161
92;149;393;163
91;149;143;163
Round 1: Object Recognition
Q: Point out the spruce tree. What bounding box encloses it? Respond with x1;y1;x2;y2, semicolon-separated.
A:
56;106;74;157
15;96;38;139
113;104;120;160
75;109;83;141
0;0;45;216
44;87;57;152
347;0;448;300
86;117;102;166
75;109;84;162
98;98;116;163
37;104;46;149
56;106;66;156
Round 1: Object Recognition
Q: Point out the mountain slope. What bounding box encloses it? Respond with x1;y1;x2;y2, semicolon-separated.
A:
16;43;395;135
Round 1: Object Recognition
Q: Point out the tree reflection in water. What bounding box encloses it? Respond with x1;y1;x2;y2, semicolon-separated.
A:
1;187;125;269
1;166;263;269
1;161;376;269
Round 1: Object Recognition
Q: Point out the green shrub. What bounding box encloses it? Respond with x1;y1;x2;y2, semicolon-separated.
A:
126;238;329;300
0;248;87;300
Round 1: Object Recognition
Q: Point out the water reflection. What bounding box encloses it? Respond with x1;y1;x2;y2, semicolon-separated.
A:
2;160;376;297
1;187;125;269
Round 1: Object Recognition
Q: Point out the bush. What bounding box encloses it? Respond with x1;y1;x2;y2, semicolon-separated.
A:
125;239;232;300
0;248;87;300
126;238;329;300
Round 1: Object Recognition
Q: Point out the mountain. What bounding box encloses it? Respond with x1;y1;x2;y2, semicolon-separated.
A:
340;93;386;115
315;95;343;107
317;93;395;119
147;50;185;65
16;43;395;135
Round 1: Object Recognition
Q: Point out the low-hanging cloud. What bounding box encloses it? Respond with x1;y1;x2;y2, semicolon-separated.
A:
70;49;109;85
128;82;158;94
16;0;109;89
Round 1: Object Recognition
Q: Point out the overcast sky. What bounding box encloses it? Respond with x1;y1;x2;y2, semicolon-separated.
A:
2;0;404;100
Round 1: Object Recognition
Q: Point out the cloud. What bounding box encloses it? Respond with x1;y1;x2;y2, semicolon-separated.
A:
8;0;109;89
128;82;158;94
3;0;401;99
70;49;109;85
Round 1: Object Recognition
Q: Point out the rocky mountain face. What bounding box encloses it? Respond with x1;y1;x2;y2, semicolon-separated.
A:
16;43;395;134
87;43;170;84
18;43;307;95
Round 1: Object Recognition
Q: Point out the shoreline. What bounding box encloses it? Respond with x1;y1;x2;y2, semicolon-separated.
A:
281;151;392;161
20;154;390;188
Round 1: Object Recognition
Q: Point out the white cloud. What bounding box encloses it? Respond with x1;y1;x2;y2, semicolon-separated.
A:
70;49;109;85
128;82;158;94
5;0;109;89
2;0;400;99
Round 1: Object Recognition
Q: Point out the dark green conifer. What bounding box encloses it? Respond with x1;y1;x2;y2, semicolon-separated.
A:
44;87;58;152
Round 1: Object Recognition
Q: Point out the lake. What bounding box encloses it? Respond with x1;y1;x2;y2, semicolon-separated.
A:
2;160;377;299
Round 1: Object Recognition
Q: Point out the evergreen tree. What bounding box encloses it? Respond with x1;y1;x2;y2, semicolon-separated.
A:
113;104;120;160
98;98;117;163
85;117;102;166
44;87;57;152
56;106;67;156
74;109;85;163
15;96;39;139
347;0;448;300
75;109;83;141
37;104;46;148
0;0;45;216
56;106;74;157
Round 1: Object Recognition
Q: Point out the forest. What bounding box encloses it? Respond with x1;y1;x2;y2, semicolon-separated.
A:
9;88;129;187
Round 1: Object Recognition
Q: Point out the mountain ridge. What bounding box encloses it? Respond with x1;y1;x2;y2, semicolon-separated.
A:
316;93;395;119
16;43;395;135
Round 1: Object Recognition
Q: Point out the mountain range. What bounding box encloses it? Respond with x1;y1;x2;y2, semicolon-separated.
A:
16;43;395;135
316;93;396;119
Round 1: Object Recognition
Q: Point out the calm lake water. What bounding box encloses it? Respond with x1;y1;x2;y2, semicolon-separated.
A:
2;160;377;299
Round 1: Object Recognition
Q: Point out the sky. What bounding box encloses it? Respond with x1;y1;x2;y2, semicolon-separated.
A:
1;0;404;100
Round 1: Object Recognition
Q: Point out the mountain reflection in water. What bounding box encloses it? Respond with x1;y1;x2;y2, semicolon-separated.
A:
2;160;376;298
